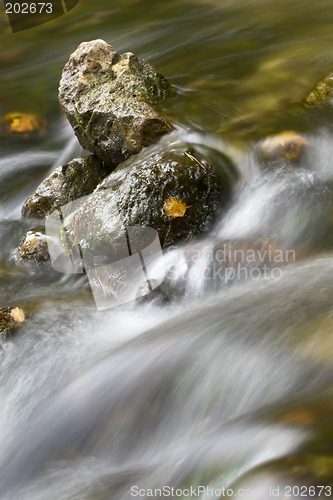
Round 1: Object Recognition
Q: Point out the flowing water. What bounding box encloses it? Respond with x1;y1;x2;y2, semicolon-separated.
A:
1;0;333;498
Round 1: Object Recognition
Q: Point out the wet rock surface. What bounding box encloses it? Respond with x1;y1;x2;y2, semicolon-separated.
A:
17;230;50;264
305;73;333;106
22;155;109;220
58;39;173;168
257;131;309;168
66;147;232;262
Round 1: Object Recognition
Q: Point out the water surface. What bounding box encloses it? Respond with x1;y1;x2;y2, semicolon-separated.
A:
1;1;333;498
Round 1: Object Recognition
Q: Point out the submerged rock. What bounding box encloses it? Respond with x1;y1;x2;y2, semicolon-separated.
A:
229;454;333;498
66;147;232;264
58;39;173;168
17;230;50;264
22;155;109;220
0;307;25;336
257;131;309;167
304;72;333;106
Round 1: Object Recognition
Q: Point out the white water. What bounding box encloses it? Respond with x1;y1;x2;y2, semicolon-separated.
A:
1;127;333;498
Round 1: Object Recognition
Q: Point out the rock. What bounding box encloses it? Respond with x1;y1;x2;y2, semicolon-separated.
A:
0;307;25;336
65;146;232;266
17;230;50;264
257;131;309;167
58;39;173;168
22;155;109;220
304;72;333;106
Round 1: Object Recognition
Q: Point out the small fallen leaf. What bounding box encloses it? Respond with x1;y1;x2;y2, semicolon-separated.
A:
163;197;188;217
10;307;25;324
2;112;47;137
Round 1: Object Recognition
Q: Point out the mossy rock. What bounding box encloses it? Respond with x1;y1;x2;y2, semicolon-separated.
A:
22;155;109;220
305;73;333;106
17;230;50;264
58;39;173;168
66;146;234;266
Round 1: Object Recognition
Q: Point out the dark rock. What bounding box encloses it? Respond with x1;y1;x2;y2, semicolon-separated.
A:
22;155;109;220
58;39;173;168
65;146;232;267
0;307;25;337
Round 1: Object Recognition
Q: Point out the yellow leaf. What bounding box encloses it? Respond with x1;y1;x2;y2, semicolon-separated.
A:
2;112;47;136
163;197;188;217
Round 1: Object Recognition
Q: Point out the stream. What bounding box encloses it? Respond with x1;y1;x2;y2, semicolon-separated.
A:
1;0;333;498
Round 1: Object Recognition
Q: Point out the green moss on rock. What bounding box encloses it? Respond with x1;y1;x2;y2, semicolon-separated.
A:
66;146;233;264
17;230;50;264
304;73;333;106
22;155;109;220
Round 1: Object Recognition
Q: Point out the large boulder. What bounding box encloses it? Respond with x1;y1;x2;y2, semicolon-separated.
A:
58;39;173;168
65;146;233;265
22;155;109;220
